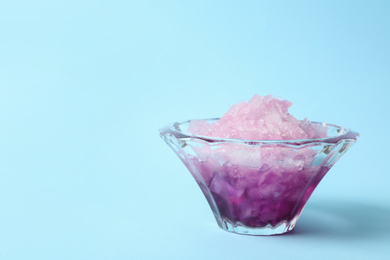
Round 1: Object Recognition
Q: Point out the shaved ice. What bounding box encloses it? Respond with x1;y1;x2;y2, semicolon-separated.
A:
188;94;327;140
182;95;332;230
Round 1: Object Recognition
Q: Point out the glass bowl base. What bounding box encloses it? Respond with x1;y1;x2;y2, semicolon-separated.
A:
217;217;297;236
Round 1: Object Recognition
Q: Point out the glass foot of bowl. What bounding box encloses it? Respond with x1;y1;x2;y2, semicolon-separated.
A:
217;217;299;236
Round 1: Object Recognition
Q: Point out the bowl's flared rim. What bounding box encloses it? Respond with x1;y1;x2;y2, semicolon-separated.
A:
159;118;360;146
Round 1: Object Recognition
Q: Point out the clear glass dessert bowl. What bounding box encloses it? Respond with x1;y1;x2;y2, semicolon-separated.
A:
159;118;359;235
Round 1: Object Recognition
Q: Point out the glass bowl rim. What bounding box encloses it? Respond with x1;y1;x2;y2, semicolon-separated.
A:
159;118;360;145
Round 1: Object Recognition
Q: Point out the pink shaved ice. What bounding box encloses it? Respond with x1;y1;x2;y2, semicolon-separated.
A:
180;95;332;229
189;95;327;140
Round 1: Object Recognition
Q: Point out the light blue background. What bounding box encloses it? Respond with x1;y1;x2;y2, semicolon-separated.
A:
1;1;389;259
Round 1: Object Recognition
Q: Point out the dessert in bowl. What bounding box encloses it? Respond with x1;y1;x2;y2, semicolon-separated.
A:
159;95;359;235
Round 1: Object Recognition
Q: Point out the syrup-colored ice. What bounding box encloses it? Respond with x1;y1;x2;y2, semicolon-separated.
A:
189;94;327;140
185;95;330;229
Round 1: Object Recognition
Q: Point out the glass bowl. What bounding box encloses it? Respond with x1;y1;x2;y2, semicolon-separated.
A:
159;118;359;235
